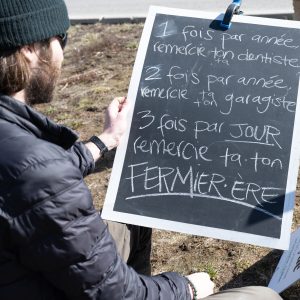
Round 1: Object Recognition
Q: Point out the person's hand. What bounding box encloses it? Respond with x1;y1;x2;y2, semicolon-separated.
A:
85;97;129;161
99;96;129;150
186;272;215;299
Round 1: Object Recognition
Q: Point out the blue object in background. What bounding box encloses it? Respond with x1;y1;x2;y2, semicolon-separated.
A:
221;0;243;29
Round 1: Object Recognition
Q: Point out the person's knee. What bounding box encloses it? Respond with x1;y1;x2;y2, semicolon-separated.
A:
245;286;282;300
205;286;282;300
140;226;152;245
127;225;152;275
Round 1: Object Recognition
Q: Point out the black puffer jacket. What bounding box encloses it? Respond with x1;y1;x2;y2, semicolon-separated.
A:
0;94;191;300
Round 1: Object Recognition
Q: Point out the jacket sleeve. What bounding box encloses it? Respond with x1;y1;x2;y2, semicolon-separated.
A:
67;141;95;177
8;155;191;300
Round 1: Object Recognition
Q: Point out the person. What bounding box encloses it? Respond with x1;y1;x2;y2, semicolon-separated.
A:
294;0;300;20
0;0;283;299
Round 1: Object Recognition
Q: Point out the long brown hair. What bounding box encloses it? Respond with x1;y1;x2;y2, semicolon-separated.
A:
0;48;30;95
0;40;51;96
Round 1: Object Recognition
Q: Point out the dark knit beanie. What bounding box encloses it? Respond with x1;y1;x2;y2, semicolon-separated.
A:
0;0;70;50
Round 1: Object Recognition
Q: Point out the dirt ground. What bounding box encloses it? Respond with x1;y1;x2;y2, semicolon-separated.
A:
36;23;300;299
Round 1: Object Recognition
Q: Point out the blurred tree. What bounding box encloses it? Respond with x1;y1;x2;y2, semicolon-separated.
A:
294;0;300;20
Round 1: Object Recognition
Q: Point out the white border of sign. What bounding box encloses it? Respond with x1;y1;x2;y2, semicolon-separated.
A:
102;6;300;250
269;227;300;293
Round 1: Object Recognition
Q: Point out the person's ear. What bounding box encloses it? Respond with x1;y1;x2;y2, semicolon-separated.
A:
20;45;39;66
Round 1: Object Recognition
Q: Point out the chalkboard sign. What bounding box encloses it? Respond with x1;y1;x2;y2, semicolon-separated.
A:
102;6;300;250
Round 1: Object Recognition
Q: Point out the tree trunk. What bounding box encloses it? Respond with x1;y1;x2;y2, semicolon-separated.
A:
294;0;300;20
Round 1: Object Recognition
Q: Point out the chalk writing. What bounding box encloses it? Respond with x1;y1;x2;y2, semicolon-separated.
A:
251;34;299;49
181;26;214;42
144;65;162;81
125;162;283;215
140;85;188;100
293;252;300;272
220;93;295;115
111;12;300;242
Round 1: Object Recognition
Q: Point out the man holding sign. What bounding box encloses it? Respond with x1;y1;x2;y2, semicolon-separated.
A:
0;0;283;299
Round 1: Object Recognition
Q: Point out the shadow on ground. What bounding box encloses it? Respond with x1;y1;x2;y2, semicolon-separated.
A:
221;249;300;299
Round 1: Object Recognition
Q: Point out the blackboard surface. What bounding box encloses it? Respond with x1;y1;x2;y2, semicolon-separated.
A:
102;6;300;250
